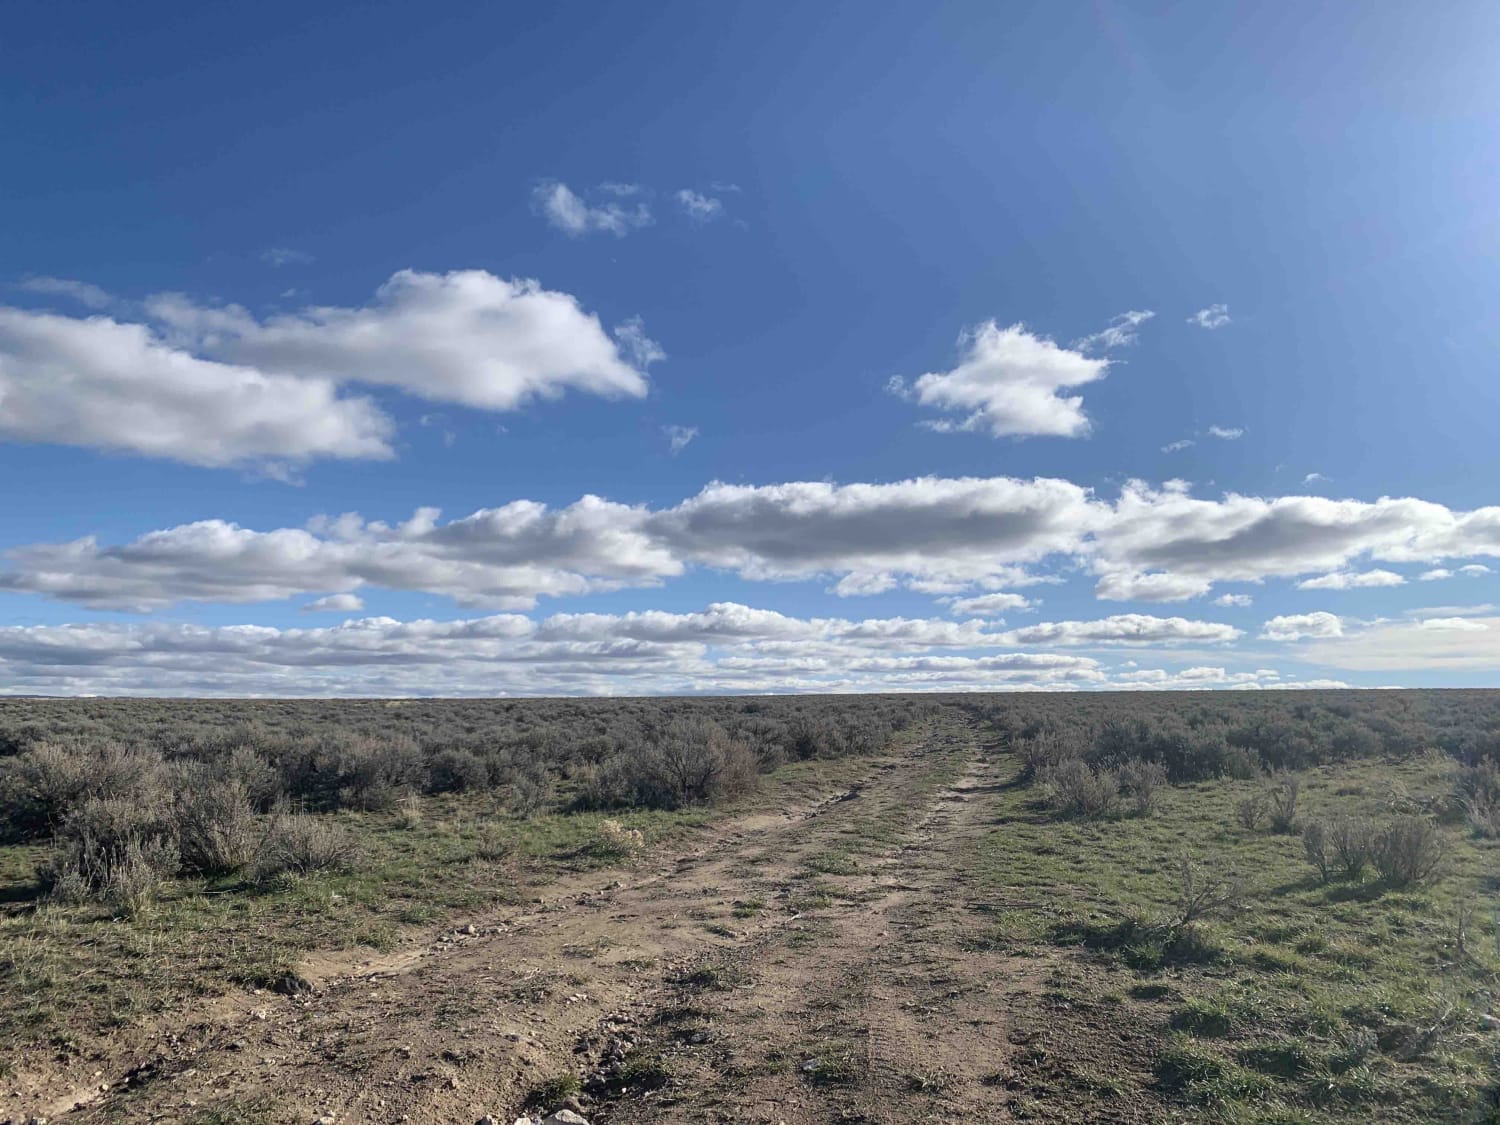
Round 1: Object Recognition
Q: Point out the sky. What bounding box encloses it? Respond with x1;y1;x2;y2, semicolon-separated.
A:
3;1;1500;696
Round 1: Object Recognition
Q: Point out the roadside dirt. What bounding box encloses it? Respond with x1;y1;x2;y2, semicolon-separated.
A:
7;720;1110;1124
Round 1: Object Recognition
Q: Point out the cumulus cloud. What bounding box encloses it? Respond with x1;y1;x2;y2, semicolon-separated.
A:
303;593;365;613
152;269;654;412
17;276;112;309
653;476;1100;593
0;601;1313;697
12;475;1500;614
1262;611;1343;641
0;604;1101;697
0;271;654;468
998;614;1241;646
1091;480;1500;602
1296;569;1405;590
1073;310;1155;353
1208;425;1244;440
0;498;679;611
1188;304;1231;329
890;322;1109;438
675;189;724;222
1214;593;1253;607
1422;564;1491;581
1162;439;1195;453
1093;569;1213;602
941;592;1034;617
0;477;1098;611
532;180;652;236
0;307;393;467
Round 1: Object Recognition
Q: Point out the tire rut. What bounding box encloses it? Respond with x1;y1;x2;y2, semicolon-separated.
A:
38;733;956;1124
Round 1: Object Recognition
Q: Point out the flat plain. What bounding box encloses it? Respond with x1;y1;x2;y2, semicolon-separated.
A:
1;691;1497;1123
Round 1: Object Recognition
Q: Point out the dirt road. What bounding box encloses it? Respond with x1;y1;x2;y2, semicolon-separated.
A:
18;720;1073;1124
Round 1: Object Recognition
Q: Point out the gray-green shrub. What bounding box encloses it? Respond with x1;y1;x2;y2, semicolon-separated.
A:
252;810;355;881
1041;758;1120;818
173;778;259;875
1454;760;1500;838
1267;771;1301;833
1372;816;1446;887
41;794;180;914
1118;759;1168;817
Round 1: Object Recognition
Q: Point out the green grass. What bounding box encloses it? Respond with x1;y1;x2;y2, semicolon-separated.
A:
967;751;1500;1122
0;753;876;1060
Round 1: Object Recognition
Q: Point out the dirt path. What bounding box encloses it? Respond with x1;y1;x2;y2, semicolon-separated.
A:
19;719;1049;1124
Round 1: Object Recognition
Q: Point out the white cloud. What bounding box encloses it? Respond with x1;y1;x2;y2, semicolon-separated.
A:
664;425;698;455
1426;564;1497;582
1093;569;1214;602
0;477;1098;611
532;180;652;236
675;189;724;222
1073;310;1155;353
1214;593;1253;607
941;592;1034;617
1296;569;1405;590
653;476;1100;592
303;593;365;613
12;475;1500;614
1091;480;1500;601
0;271;654;468
17;276;112;309
1262;611;1343;641
0;307;393;467
0;602;1319;697
613;316;667;369
999;614;1240;646
1300;616;1500;671
1415;616;1487;631
0;498;679;611
261;247;314;267
0;604;1095;697
152;269;654;413
1162;439;1195;453
1403;603;1494;619
1304;472;1329;484
891;322;1109;439
1188;304;1231;329
1208;425;1244;440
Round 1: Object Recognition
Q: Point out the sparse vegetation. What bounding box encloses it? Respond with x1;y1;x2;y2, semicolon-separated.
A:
2;691;1498;1122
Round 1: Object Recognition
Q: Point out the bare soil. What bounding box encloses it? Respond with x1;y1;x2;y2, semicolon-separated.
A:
5;720;1160;1124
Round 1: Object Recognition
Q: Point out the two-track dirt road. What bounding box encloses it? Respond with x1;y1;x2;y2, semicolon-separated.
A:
12;719;1123;1124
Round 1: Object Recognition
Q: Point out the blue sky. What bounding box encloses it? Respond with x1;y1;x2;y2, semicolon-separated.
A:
3;1;1500;695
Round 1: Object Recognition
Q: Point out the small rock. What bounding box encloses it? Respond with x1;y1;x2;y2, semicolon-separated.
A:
541;1113;589;1125
315;1116;335;1125
476;1117;498;1125
1482;1013;1500;1031
463;924;478;935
